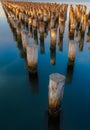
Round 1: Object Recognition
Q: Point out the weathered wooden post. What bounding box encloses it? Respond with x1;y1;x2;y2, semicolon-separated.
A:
21;30;28;51
48;73;65;115
26;44;38;73
78;31;85;51
33;27;38;44
32;18;37;28
59;23;65;35
81;12;87;32
29;26;33;38
28;17;32;26
68;40;76;62
50;18;55;28
16;23;21;43
50;28;57;48
58;30;63;51
86;26;90;42
39;22;45;34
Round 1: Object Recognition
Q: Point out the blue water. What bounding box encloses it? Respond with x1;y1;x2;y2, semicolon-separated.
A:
0;2;90;130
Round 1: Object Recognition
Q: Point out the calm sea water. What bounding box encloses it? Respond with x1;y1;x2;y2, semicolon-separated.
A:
0;2;90;130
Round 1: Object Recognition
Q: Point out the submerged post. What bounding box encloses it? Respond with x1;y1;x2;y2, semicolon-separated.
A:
26;44;38;73
48;73;65;115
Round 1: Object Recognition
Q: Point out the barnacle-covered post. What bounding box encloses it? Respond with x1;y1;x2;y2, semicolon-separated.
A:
27;44;38;73
68;40;76;63
48;73;65;115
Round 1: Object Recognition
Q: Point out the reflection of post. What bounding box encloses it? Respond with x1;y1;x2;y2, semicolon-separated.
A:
28;72;39;93
50;28;57;48
66;60;74;84
68;40;76;62
40;33;45;54
26;44;38;73
48;73;65;116
48;113;60;130
58;29;63;51
78;31;85;51
50;48;56;65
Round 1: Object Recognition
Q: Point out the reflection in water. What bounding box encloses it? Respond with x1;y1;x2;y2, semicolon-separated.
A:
66;59;74;84
50;48;56;65
48;114;60;130
40;33;45;54
28;72;39;93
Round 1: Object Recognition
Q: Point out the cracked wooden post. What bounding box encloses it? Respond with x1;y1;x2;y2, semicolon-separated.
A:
48;73;65;115
68;40;76;63
26;44;38;73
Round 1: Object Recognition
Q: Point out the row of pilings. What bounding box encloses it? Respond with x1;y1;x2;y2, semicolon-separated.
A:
2;1;90;117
